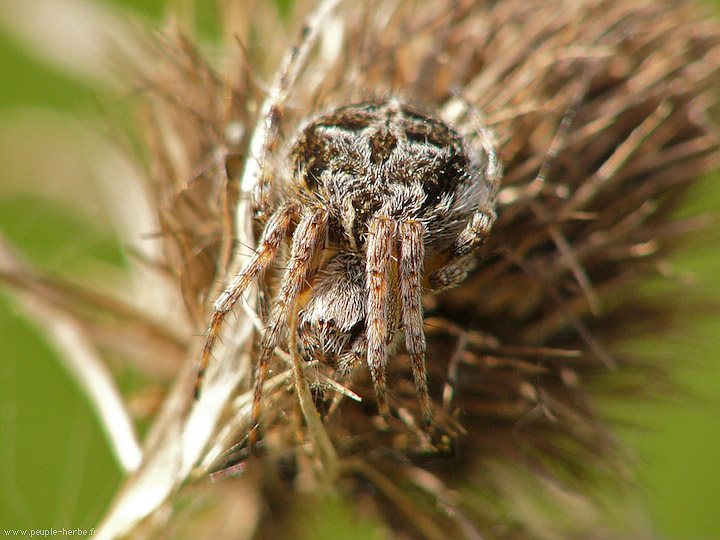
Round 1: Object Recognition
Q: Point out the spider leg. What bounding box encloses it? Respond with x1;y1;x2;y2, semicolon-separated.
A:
429;115;501;290
428;207;496;291
365;217;394;416
398;220;432;424
195;203;299;398
251;207;329;443
243;0;343;217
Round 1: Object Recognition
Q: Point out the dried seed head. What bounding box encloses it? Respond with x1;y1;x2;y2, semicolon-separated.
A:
85;0;720;539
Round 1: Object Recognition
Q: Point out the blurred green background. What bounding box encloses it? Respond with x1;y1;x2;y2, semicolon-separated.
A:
0;1;718;538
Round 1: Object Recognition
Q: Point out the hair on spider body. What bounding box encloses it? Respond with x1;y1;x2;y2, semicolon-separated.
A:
196;97;501;440
289;99;497;254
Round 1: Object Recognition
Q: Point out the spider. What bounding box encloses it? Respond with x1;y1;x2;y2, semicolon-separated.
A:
193;0;501;440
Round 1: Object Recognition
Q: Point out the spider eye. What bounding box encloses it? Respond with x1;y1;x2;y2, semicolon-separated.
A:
319;317;336;330
422;189;441;209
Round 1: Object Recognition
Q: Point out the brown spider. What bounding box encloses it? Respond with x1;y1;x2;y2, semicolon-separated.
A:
196;98;500;432
193;1;501;441
290;100;501;422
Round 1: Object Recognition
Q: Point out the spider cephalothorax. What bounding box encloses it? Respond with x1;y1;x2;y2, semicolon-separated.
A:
196;98;501;435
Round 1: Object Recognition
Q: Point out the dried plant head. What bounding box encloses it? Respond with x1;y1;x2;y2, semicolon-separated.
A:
2;0;719;539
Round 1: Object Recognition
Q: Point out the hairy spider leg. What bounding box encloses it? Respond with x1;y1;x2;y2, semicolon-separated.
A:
250;207;329;444
398;220;432;423
195;203;299;398
429;206;496;290
429;125;502;290
247;0;342;217
365;217;394;416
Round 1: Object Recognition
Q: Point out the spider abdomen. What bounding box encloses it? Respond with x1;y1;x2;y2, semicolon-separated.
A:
290;99;489;254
